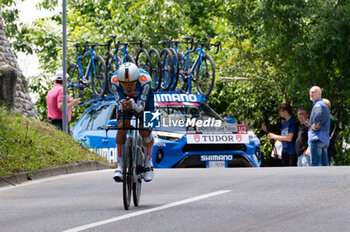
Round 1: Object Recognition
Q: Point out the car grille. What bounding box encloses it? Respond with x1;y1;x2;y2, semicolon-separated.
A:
182;144;247;153
173;154;253;168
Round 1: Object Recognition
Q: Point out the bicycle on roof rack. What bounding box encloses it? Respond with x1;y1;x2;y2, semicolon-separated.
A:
105;35;150;94
158;37;194;92
105;109;150;210
67;41;107;103
176;38;221;98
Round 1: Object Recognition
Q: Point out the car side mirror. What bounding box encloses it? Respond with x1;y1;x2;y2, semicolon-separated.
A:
106;119;118;131
223;117;237;124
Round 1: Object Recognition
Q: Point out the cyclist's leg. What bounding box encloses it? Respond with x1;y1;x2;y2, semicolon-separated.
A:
139;94;155;182
139;128;154;182
139;128;153;163
113;112;131;182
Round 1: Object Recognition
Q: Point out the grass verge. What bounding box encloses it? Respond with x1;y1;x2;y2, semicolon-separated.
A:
0;108;108;176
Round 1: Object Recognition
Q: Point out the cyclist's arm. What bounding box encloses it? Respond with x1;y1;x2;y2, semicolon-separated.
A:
111;76;127;111
133;80;151;113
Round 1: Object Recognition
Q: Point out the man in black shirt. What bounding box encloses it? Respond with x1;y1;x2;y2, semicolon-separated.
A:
296;108;310;166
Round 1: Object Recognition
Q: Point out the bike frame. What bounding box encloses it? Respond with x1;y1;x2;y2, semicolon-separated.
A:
107;44;131;74
68;47;97;88
179;46;205;94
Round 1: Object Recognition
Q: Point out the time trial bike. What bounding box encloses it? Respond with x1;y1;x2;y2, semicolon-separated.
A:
105;109;149;210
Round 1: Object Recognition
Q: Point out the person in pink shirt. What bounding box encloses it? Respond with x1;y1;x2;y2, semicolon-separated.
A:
46;71;80;135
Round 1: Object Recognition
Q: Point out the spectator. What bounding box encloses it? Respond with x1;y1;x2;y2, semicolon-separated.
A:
263;103;297;166
322;98;339;165
46;71;80;135
295;108;310;166
308;86;330;166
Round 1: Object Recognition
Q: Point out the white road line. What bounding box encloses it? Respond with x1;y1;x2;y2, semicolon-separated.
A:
62;190;231;232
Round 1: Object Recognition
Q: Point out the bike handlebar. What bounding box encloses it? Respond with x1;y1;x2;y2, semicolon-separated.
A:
115;40;144;49
158;37;194;50
192;40;221;54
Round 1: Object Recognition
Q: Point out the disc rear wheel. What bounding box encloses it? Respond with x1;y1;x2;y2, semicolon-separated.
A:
123;138;133;210
133;146;143;207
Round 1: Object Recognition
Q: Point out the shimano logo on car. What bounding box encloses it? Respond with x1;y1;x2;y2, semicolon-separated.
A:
144;110;222;128
200;155;234;161
154;93;202;103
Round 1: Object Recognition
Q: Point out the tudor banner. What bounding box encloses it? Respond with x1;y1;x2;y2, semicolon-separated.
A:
186;133;249;144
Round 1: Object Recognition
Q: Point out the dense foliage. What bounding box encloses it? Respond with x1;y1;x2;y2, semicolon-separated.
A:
2;0;349;165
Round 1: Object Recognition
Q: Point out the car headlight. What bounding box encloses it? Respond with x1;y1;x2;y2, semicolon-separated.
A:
248;130;256;140
154;131;185;142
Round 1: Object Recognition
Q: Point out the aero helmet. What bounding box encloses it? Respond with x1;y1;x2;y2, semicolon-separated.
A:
117;62;140;83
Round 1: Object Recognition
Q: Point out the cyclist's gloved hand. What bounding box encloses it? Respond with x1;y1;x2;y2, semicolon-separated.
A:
118;100;129;112
117;102;123;112
128;98;138;111
128;98;144;113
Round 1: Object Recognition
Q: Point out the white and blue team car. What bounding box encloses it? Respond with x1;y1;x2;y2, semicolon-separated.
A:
72;93;261;168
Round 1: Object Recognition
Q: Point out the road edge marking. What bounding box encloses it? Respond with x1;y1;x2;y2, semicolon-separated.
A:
62;190;231;232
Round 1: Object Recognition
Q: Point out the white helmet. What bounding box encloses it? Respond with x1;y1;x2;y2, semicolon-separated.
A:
117;62;140;83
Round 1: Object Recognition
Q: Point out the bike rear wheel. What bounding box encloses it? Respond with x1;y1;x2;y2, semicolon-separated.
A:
160;48;174;91
123;137;133;210
148;48;161;91
91;55;107;98
195;54;215;98
133;146;143;207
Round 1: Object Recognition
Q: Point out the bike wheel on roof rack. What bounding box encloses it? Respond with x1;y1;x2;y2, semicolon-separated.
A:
159;48;174;91
105;53;121;94
168;48;179;91
136;48;151;74
67;63;83;100
148;48;161;91
67;63;89;122
174;52;189;93
91;55;107;98
195;54;215;98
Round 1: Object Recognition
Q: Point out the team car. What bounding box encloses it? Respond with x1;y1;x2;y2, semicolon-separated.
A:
72;93;261;168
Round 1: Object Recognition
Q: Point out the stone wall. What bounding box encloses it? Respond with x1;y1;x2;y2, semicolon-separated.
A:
0;17;39;120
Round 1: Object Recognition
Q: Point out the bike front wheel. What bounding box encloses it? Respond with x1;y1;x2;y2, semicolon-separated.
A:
91;55;107;98
123;137;133;210
195;54;215;98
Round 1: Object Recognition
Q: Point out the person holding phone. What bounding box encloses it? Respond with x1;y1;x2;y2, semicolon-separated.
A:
262;103;297;166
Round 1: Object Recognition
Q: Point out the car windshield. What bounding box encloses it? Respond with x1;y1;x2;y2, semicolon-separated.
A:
154;103;223;132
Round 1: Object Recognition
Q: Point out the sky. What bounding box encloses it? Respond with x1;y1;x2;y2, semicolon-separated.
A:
16;0;59;77
15;0;60;102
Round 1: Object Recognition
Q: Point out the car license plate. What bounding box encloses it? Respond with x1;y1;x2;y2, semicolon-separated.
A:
208;161;226;168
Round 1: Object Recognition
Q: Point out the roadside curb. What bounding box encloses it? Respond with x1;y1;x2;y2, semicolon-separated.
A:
0;161;110;188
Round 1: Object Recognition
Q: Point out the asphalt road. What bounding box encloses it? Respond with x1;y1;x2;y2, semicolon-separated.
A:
1;167;350;232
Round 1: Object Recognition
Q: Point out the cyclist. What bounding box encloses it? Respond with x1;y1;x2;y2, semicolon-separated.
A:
110;62;155;182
